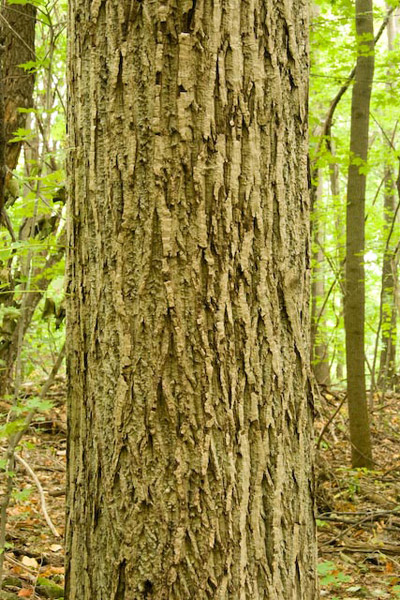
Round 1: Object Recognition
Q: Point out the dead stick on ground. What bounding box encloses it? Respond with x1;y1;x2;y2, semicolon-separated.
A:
326;544;400;555
325;511;397;546
319;508;400;519
4;554;37;576
14;453;59;537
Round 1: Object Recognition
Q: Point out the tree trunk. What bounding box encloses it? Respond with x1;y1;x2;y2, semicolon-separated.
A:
378;6;397;391
0;27;5;216
1;2;36;180
66;1;317;598
378;167;397;390
329;145;345;382
0;2;36;392
0;1;36;216
311;173;330;386
345;0;374;468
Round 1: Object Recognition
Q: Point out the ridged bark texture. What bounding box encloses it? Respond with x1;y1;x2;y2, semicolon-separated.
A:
66;1;317;598
345;0;374;468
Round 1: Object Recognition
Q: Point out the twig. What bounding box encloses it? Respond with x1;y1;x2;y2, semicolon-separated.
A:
319;508;400;519
14;453;59;538
0;207;16;242
316;393;347;449
321;509;400;546
4;554;37;576
325;543;400;555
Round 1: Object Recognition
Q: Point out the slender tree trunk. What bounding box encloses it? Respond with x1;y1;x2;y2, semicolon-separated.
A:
0;25;5;217
378;168;397;389
345;0;374;468
329;145;345;381
378;6;397;391
311;173;330;385
66;1;317;598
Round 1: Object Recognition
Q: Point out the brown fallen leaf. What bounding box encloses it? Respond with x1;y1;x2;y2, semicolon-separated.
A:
17;589;33;598
21;556;38;569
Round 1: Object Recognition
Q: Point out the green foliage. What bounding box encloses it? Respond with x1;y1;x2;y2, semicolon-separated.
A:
0;1;67;576
0;0;66;379
12;487;32;502
316;518;328;527
318;560;351;587
0;419;26;439
310;0;400;387
9;128;36;143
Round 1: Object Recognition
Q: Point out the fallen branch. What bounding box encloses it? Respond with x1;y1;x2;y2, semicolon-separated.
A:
319;508;400;520
4;554;37;576
327;543;400;555
14;453;59;538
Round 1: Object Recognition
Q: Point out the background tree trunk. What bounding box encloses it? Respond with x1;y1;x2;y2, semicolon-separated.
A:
0;1;36;216
311;172;331;385
345;0;374;468
1;2;36;179
0;2;36;392
66;1;317;598
378;167;397;390
329;144;345;382
378;6;397;391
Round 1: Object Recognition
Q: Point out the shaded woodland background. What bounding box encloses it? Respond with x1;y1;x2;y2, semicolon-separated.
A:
1;0;400;598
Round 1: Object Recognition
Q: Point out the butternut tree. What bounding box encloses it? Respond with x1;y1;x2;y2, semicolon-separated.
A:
66;1;317;598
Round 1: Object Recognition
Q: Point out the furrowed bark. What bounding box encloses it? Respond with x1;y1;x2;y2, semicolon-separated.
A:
66;1;317;598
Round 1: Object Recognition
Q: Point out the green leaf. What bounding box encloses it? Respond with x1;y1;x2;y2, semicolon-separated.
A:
13;487;32;502
9;128;36;143
317;561;335;576
25;397;54;412
321;574;337;585
7;0;46;6
0;419;26;438
18;60;38;72
316;519;328;528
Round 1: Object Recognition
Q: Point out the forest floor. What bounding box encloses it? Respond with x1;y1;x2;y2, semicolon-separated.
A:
1;384;400;599
317;386;400;599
